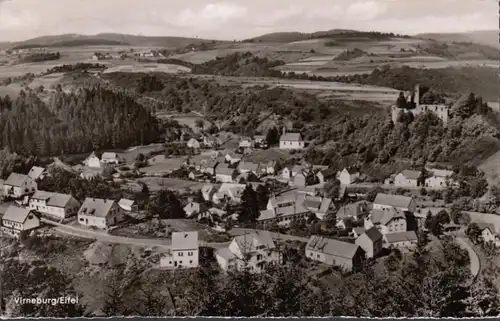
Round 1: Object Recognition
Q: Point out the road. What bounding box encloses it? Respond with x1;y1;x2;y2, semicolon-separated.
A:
455;236;481;279
230;228;309;243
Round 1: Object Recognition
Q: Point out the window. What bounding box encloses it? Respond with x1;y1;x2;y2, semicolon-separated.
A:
179;261;183;264
190;260;193;264
257;254;263;261
179;252;184;256
317;254;320;258
188;252;193;256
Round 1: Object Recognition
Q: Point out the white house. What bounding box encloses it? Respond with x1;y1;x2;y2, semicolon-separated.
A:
305;235;365;272
279;133;305;150
184;201;201;217
1;206;40;238
187;138;201;149
373;193;417;213
215;231;282;273
3;173;37;198
83;152;101;168
384;231;418;249
337;167;360;185
213;183;246;204
394;170;421;188
425;168;456;189
364;207;407;235
28;191;81;220
118;198;138;213
27;166;46;181
101;152;120;165
77;198;124;229
477;223;500;246
160;231;199;269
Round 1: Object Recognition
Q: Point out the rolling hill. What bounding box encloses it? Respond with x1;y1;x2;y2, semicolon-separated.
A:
246;29;402;43
416;30;499;48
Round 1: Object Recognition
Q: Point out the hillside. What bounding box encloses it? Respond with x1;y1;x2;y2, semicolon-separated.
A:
417;30;500;48
247;29;402;43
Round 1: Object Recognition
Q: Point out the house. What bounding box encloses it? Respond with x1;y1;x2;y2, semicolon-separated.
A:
305;235;365;272
83;152;101;168
316;168;336;184
201;184;216;201
28;191;81;220
365;207;407;235
77;198;124;229
187;138;201;149
336;201;370;222
338;167;360;185
101;152;120;165
239;138;253;148
394;170;421;188
27;166;46;181
1;206;40;238
216;165;235;183
215;231;282;273
477;223;500;246
281;166;293;180
373;193;417;213
237;161;259;175
224;153;241;165
118;199;138;213
3;173;37;198
201;160;219;176
425;168;456;189
254;135;265;144
293;172;306;188
279;132;305;150
161;231;199;269
213;183;246;204
184;201;201;217
355;227;384;258
384;231;418;249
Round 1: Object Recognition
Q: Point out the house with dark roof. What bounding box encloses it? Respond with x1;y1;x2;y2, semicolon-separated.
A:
279;132;305;150
77;198;124;229
305;235;365;272
384;231;418;249
394;169;421;188
29;191;81;220
216;231;282;273
1;206;40;238
365;207;407;235
3;173;37;198
355;226;384;258
373;193;416;213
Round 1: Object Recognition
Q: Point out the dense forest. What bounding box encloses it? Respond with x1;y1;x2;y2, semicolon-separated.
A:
0;86;161;156
17;52;61;63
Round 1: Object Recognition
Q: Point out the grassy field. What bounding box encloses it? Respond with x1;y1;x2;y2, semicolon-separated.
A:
125;177;205;193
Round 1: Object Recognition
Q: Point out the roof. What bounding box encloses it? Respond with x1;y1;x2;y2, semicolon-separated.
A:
399;169;421;180
5;173;30;187
258;209;276;221
363;226;383;242
385;231;418;243
280;133;302;142
31;190;53;200
172;231;198;250
353;227;365;235
217;166;234;176
233;231;276;253
238;162;259;172
27;166;45;180
373;193;413;209
101;152;118;160
370;207;406;225
306;235;361;259
2;206;34;223
202;184;215;193
216;247;236;261
336;201;368;219
78;198;115;218
477;222;496;233
46;193;74;208
291;165;304;173
118;198;135;209
426;168;454;178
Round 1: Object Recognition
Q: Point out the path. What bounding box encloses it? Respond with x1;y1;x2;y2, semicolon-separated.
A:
455;236;481;279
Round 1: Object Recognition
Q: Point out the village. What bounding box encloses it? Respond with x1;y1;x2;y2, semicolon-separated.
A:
0;85;495;278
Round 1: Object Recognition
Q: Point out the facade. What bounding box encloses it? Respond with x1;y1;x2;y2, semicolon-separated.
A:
3;173;37;198
384;231;418;249
1;206;40;238
160;231;199;269
424;168;455;189
305;235;365;272
215;231;282;273
373;193;417;213
281;166;293;180
77;198;124;229
279;133;305;150
338;168;360;185
365;207;407;235
28;191;81;220
316;168;336;184
239;139;254;148
355;227;384;258
83;152;101;168
394;170;421;188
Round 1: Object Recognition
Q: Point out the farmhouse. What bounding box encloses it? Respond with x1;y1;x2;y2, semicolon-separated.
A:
101;152;120;165
28;191;81;220
77;198;124;229
305;235;365;272
394;170;421;188
118;199;138;213
83;152;101;168
1;206;40;239
337;167;360;185
27;166;46;181
364;207;407;235
3;173;37;198
279;132;305;150
215;231;282;273
161;231;199;269
355;227;384;258
373;193;417;213
384;231;418;249
425;168;456;189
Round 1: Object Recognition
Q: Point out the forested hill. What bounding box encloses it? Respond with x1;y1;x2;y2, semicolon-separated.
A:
0;88;161;156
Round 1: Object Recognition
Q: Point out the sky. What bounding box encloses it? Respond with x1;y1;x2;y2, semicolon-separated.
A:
0;0;497;41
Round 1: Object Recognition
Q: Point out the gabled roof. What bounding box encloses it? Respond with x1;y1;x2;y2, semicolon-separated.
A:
216;247;236;261
280;133;302;142
258;209;276;221
426;168;454;178
306;235;361;259
172;231;198;250
118;198;135;209
237;161;259;172
385;231;418;243
336;201;369;219
101;152;118;160
353;227;365;236
233;231;276;253
374;193;414;209
5;173;31;187
31;190;53;200
217;166;235;176
363;226;383;242
46;193;75;208
27;166;45;180
2;206;35;224
398;169;421;180
78;198;115;218
477;222;496;233
370;207;406;225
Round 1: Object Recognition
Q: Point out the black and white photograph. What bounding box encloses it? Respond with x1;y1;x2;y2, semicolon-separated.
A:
0;0;498;318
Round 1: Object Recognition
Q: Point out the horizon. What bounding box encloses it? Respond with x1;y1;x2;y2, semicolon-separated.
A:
0;0;497;42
